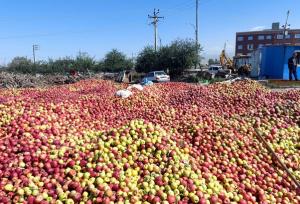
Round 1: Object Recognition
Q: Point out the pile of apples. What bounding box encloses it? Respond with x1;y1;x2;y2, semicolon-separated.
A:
0;79;299;203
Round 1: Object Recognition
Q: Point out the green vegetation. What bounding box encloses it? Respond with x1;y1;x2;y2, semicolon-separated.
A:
4;38;203;76
208;58;220;65
5;50;132;75
136;39;203;77
102;49;133;72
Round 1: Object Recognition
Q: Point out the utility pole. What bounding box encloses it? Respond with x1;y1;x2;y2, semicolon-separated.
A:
32;44;39;64
196;0;199;50
159;37;162;49
148;9;164;52
131;53;135;69
195;0;199;68
282;10;290;40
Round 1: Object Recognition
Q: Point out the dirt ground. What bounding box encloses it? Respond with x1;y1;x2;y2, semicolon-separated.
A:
270;88;300;92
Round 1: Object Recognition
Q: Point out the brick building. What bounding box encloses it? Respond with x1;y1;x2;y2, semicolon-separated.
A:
235;23;300;56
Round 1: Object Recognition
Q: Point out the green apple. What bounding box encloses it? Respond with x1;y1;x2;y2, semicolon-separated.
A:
4;184;14;192
84;172;90;179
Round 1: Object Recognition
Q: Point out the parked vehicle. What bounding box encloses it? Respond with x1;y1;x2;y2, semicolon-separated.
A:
207;65;223;75
207;65;230;78
143;71;170;82
220;48;251;76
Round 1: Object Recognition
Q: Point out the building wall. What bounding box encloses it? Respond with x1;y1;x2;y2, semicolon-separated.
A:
258;45;300;80
235;30;300;56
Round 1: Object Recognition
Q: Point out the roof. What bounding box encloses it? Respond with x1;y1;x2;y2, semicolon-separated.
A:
262;45;300;48
236;29;300;35
234;55;251;59
185;69;203;72
149;70;165;73
209;64;222;67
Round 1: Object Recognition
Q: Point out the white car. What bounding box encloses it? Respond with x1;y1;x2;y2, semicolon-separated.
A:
207;65;230;78
143;71;170;82
208;65;223;75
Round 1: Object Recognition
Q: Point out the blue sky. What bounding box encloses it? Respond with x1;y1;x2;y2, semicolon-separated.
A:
0;0;299;64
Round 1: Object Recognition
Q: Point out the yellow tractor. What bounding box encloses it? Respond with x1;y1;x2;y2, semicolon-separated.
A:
220;49;234;73
220;46;251;76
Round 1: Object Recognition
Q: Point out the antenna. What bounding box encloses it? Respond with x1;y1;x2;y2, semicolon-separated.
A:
282;10;290;39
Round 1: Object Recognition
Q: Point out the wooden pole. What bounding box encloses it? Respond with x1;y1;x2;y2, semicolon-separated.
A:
254;128;300;193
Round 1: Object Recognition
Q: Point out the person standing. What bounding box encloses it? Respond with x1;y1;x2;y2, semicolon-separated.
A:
288;52;298;81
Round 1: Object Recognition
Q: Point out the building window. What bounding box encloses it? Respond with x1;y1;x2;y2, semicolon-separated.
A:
266;35;272;40
277;34;284;39
248;36;253;40
237;36;244;41
285;34;291;39
295;34;300;39
258;44;264;48
237;45;243;50
258;35;265;40
247;44;254;50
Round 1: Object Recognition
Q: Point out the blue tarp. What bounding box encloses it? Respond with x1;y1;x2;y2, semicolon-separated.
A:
141;78;154;86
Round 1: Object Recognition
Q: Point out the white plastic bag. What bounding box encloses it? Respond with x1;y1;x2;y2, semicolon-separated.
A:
116;90;133;98
127;84;144;91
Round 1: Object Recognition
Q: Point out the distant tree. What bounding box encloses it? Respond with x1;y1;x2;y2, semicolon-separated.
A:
208;58;220;65
8;57;34;73
208;58;215;65
42;53;96;74
93;61;104;72
199;55;205;66
5;41;203;76
35;60;51;74
73;52;96;73
103;49;133;72
166;39;200;76
136;39;201;77
135;46;159;73
214;59;220;64
47;57;75;74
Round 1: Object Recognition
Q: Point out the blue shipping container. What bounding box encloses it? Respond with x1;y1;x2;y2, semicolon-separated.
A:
259;45;300;80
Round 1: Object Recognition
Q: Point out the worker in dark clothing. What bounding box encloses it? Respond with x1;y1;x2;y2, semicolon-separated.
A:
288;52;298;81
